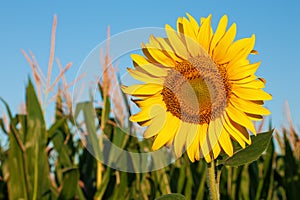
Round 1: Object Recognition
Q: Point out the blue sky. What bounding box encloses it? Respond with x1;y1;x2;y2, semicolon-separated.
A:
0;0;300;131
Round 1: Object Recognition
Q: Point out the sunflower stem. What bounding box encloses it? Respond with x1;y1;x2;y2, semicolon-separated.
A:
207;160;219;200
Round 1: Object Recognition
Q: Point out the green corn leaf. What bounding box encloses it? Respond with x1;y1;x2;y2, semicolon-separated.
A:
169;166;180;193
233;166;244;199
7;117;29;200
25;80;51;199
75;102;102;160
184;164;193;199
0;164;8;199
57;167;80;200
195;162;206;200
50;96;72;167
5;80;52;200
0;97;13;120
94;167;112;199
177;165;186;194
283;131;300;200
107;126;130;168
110;171;128;200
155;193;186;200
248;162;259;199
218;129;274;167
75;102;115;199
47;117;66;138
239;164;250;199
147;177;156;200
78;148;97;199
154;167;171;196
0;98;21;141
255;139;275;200
113;126;129;149
16;114;27;143
1;99;28;199
0;118;7;134
51;130;73;167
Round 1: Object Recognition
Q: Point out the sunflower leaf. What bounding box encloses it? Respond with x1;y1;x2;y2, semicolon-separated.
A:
217;129;274;167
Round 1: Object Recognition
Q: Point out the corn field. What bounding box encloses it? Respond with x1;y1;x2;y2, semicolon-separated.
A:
1;16;300;200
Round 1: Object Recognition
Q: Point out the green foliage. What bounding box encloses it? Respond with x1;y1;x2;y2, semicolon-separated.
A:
0;81;51;200
57;167;80;200
0;79;300;200
218;129;274;167
155;193;185;200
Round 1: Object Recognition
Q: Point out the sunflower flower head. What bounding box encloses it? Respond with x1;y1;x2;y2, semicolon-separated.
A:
122;13;272;163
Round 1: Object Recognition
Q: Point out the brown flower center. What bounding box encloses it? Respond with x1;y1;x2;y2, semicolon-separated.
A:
161;55;231;124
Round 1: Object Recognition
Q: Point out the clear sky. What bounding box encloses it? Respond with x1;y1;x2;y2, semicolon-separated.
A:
0;0;300;131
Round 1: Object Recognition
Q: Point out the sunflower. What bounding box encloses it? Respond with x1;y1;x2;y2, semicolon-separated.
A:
122;13;272;162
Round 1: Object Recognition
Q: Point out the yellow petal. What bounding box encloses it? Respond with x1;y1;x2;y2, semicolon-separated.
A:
207;117;224;156
200;17;206;25
145;44;175;68
182;17;204;57
141;43;158;63
226;103;256;134
194;143;201;161
147;36;177;67
138;119;152;127
213;23;237;63
230;95;271;115
227;59;250;72
186;13;199;32
130;107;155;122
209;15;228;55
232;86;272;101
197;123;213;163
155;37;183;62
165;24;189;59
130;100;165;122
230;34;255;64
234;79;265;89
246;113;263;121
223;122;246;149
198;123;210;159
131;54;170;76
174;121;190;158
186;124;200;162
225;35;256;63
224;113;251;145
143;106;168;138
197;14;212;51
204;153;212;163
149;35;176;65
228;62;261;80
176;17;184;35
133;93;163;108
218;129;233;157
127;68;164;84
230;74;258;84
121;84;163;96
152;112;180;150
212;143;221;160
